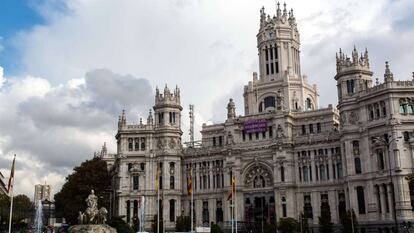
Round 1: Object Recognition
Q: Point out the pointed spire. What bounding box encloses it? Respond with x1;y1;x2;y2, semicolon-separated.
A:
147;109;153;125
352;45;359;64
384;61;394;83
140;117;143;125
276;2;282;18
283;2;287;17
260;6;266;25
364;47;370;68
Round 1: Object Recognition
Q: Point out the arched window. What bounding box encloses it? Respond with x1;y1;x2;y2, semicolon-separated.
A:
141;138;146;151
128;138;133;151
264;96;276;109
303;166;309;182
320;165;326;181
134;138;139;151
354;158;362;174
306;98;313;110
377;150;385;170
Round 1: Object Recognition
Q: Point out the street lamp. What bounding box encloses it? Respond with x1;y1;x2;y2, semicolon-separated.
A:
373;134;402;233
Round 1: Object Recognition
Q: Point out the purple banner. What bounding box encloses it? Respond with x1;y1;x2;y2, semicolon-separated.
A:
243;119;267;133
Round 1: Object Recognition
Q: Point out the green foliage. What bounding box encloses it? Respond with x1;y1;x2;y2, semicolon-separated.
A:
151;214;163;233
264;223;276;233
108;216;134;233
0;193;34;224
54;157;111;225
300;212;310;233
175;215;191;232
210;223;224;233
340;209;358;233
278;217;300;233
318;203;333;233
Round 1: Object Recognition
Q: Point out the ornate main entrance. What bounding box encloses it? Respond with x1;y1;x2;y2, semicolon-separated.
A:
243;163;275;232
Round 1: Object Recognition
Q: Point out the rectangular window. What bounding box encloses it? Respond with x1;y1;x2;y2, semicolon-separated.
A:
356;186;366;214
213;137;216;147
317;123;321;133
242;130;246;141
169;112;173;123
133;175;139;190
269;126;273;138
218;136;223;146
270;62;274;74
266;64;269;75
255;132;259;139
281;166;285;182
282;204;287;217
275;62;279;73
169;199;175;222
249;133;252;141
262;131;266;139
309;124;314;134
302;125;306;135
170;176;175;189
309;166;312;181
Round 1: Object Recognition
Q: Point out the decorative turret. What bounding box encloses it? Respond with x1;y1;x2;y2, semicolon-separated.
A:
153;85;182;128
257;2;300;82
336;47;370;73
335;47;373;103
155;85;181;105
384;61;394;83
227;98;236;119
118;110;126;128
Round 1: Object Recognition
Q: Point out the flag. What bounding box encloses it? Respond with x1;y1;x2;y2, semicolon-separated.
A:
187;168;192;196
7;155;16;193
227;175;235;201
155;164;160;193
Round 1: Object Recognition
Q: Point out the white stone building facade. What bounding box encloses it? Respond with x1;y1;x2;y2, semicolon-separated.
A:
103;4;414;232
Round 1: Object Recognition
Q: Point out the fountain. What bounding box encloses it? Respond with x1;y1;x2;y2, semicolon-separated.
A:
34;200;43;233
69;190;116;233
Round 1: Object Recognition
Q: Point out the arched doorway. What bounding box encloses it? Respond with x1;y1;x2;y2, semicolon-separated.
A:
243;164;275;233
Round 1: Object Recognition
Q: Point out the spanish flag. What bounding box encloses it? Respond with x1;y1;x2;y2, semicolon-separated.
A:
187;167;192;196
155;164;160;193
227;175;235;201
7;155;16;193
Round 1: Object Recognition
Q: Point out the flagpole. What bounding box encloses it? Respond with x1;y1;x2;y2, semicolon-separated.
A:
157;163;160;233
190;167;193;233
235;175;237;233
8;155;16;233
8;186;14;233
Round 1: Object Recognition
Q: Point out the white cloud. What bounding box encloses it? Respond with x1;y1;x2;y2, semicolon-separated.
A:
0;68;152;197
2;0;414;197
0;66;4;88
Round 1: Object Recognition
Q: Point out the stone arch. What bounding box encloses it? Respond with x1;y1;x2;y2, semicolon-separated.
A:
243;161;274;188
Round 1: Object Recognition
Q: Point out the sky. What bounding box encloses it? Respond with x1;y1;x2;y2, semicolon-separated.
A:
0;0;414;199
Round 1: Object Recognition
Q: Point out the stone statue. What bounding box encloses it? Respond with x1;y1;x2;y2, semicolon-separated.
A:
69;190;115;233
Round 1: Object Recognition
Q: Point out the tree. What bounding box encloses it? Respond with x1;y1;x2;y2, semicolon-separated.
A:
0;193;33;232
54;157;111;224
318;202;333;233
210;223;224;233
278;217;300;233
107;216;134;233
175;216;191;232
340;209;357;233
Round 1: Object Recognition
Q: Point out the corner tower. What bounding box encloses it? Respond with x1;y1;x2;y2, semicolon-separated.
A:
335;47;373;104
257;2;300;81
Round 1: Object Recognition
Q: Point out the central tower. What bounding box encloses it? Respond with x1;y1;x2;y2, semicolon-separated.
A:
243;3;318;115
257;2;300;81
